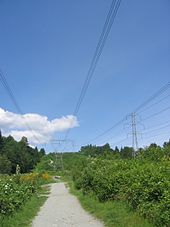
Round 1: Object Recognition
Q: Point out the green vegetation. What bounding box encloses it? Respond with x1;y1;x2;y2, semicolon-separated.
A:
35;153;58;173
66;179;152;227
61;141;170;227
0;130;45;174
0;173;53;226
0;175;36;216
1;127;169;226
0;132;53;226
72;159;169;226
0;194;46;227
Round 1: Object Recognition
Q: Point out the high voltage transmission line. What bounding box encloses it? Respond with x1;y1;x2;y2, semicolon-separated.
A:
91;127;126;146
143;120;170;131
73;0;122;116
0;69;42;145
109;137;128;146
61;1;169;150
84;118;126;145
62;0;122;147
138;93;170;114
143;123;170;134
80;82;170;147
0;69;23;114
142;131;170;141
142;106;170;122
134;82;170;113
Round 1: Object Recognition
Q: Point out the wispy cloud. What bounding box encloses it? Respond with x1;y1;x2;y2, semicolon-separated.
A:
0;108;79;145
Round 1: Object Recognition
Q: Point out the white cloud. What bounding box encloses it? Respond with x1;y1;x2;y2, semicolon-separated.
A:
0;108;79;145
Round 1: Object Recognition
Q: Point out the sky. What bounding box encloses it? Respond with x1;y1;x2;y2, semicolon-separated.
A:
0;0;170;152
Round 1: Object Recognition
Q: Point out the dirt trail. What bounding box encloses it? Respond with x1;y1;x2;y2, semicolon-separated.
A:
32;182;104;227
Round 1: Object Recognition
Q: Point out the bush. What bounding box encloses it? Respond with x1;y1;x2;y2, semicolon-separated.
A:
0;155;12;174
0;172;52;216
73;158;170;226
0;176;37;215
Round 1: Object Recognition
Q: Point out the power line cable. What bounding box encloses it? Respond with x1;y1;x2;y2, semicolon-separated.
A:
134;82;170;113
0;69;42;144
62;0;122;149
138;93;170;114
141;131;170;142
80;82;170;147
0;69;23;114
143;120;170;131
142;106;170;122
143;123;170;134
109;137;128;146
93;127;126;145
73;0;122;116
83;117;126;145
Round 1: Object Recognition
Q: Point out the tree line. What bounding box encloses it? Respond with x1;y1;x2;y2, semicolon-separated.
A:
79;141;170;160
0;130;45;174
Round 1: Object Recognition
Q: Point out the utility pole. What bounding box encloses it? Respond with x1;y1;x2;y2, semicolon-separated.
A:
131;112;138;157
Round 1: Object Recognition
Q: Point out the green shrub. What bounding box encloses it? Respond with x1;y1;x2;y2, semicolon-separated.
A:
73;158;170;226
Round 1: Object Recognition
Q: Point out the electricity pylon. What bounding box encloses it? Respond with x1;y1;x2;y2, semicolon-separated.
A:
50;139;74;171
131;112;138;157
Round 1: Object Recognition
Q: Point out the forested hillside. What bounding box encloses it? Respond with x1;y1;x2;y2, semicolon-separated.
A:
0;131;45;174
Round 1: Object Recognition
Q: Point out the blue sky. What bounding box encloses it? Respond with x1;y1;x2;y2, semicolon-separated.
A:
0;0;170;152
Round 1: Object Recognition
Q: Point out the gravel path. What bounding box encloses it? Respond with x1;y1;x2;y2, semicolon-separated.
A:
32;182;104;227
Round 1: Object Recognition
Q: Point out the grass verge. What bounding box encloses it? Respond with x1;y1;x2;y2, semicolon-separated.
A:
65;178;154;227
0;186;50;227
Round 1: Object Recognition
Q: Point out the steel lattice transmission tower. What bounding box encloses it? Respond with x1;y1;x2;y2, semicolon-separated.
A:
131;112;138;157
50;139;75;171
